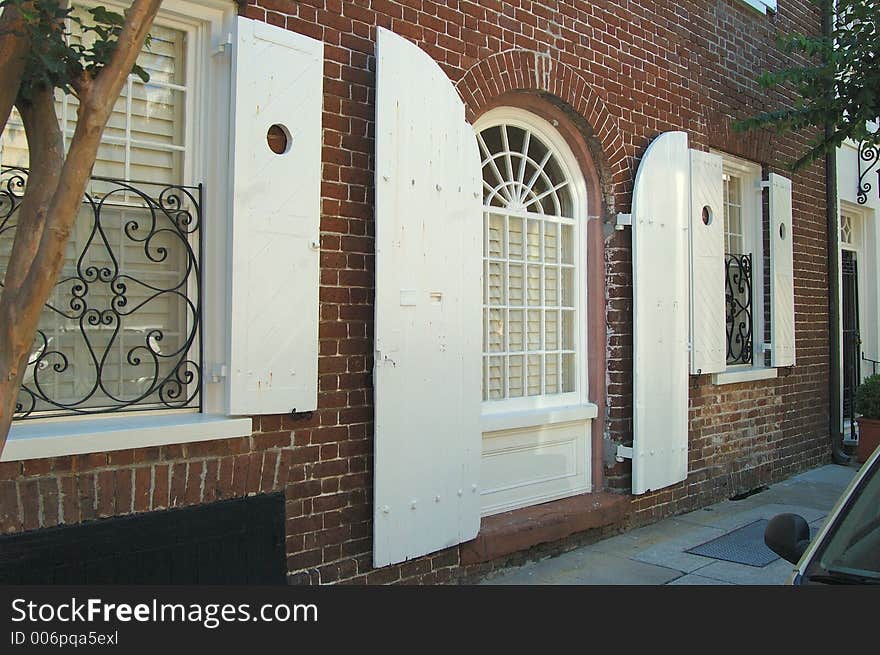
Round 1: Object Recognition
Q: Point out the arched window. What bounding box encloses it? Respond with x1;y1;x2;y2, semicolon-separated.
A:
475;108;588;409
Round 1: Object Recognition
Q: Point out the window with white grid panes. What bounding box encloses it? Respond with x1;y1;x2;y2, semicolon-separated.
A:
718;155;764;369
723;173;745;255
840;212;855;246
478;120;580;403
0;5;195;416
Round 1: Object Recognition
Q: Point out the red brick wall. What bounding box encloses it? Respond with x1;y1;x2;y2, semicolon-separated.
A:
0;0;832;584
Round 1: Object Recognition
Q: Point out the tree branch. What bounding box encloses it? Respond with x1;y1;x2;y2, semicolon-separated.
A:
83;0;162;115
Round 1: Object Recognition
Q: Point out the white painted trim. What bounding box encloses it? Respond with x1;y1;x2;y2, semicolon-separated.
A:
480;403;598;433
712;367;778;385
736;0;777;14
2;414;253;462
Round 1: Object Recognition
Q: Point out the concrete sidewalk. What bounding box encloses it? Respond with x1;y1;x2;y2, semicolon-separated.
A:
480;463;859;585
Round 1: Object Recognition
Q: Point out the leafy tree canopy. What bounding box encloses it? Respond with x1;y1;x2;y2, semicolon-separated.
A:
0;0;149;104
735;0;879;170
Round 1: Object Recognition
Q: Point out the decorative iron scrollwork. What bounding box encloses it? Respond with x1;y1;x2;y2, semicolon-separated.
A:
725;253;753;366
857;140;879;205
0;167;203;419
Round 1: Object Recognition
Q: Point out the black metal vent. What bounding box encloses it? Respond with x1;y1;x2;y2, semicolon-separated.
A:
0;493;286;584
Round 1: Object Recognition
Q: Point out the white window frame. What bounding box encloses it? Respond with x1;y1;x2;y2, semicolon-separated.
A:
737;0;778;15
474;107;590;418
838;202;875;394
713;152;778;384
2;0;253;462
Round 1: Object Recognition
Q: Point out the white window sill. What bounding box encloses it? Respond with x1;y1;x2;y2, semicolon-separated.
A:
481;403;598;433
712;367;778;386
2;413;254;462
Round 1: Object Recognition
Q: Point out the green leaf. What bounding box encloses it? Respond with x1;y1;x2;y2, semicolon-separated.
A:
131;64;150;84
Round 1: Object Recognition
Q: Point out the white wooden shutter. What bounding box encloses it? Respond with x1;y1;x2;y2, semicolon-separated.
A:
373;27;482;567
769;173;795;367
689;149;726;374
632;131;690;495
227;17;322;415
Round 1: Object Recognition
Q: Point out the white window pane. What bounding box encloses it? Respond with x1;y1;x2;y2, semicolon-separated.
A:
526;219;541;261
545;309;559;350
544;222;558;262
561;268;575;308
482;261;488;305
561;223;574;264
507;263;523;306
489;261;505;305
89;143;128;182
562;310;575;350
488;356;504;400
130;85;186;144
544;266;559;306
508;355;524;398
488;213;504;258
526;264;541;306
508;216;524;260
841;214;853;245
562;354;575;392
724;174;744;254
488;308;504;352
527;310;541;350
527;354;542;396
509;309;524;352
545;354;559;394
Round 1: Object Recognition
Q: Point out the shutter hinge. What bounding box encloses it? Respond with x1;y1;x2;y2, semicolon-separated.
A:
209;363;228;383
212;32;233;57
759;181;771;190
763;343;772;352
615;213;632;231
615;445;634;462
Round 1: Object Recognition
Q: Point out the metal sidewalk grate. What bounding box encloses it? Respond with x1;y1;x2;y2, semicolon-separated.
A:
685;519;779;568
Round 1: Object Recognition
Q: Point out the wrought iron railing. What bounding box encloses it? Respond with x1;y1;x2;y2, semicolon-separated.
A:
857;140;878;205
0;167;202;420
863;353;880;377
725;253;753;365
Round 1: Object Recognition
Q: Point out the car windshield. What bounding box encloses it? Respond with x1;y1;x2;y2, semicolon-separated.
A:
805;456;880;582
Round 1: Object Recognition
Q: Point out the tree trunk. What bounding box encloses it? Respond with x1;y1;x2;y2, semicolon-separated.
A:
0;87;63;445
0;325;30;449
0;3;30;135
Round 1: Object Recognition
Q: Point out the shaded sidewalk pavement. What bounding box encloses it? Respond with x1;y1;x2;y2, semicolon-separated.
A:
480;463;858;585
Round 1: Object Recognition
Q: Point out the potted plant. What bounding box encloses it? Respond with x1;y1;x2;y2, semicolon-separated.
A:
855;373;880;463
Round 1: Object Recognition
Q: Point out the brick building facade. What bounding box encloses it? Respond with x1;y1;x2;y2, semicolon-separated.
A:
0;0;832;584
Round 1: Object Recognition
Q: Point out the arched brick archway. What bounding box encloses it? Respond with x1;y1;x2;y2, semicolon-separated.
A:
455;49;628;213
457;50;617;490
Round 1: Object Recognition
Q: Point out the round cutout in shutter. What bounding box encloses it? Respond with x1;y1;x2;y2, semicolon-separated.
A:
267;124;292;155
701;206;713;226
779;222;787;240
